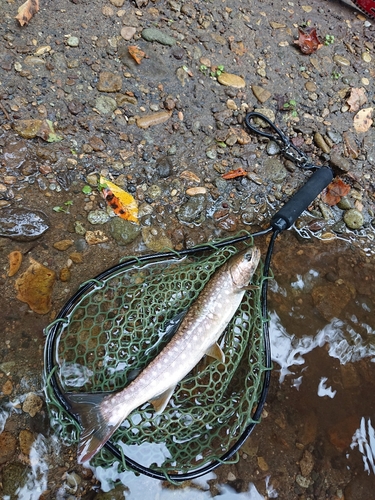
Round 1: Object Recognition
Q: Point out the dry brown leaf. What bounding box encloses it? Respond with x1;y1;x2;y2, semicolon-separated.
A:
346;87;367;112
353;107;373;133
8;251;22;277
15;257;56;314
294;27;322;54
15;0;40;26
321;178;351;206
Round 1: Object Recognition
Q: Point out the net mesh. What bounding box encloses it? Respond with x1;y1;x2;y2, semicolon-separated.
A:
44;241;268;476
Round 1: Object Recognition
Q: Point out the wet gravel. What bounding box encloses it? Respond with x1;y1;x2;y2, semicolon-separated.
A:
1;0;375;498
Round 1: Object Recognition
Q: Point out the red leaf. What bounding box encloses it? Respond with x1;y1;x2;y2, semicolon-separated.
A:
321;178;351;206
294;28;322;55
222;168;248;179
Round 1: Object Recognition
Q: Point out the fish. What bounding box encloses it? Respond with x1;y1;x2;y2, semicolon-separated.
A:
67;246;261;463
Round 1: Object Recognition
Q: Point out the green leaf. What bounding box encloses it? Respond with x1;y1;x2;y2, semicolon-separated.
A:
82;185;92;195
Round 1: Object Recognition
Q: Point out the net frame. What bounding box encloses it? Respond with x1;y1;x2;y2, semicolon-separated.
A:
44;229;275;482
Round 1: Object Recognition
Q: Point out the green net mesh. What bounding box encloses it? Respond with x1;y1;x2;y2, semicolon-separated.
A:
44;241;268;477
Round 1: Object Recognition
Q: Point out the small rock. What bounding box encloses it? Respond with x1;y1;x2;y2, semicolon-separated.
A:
66;36;79;47
19;429;35;457
299;449;314;477
2;379;13;395
22;393;43;417
67;99;84;115
136;110;172;129
110;0;125;5
343;208;364;229
178;194;206;223
89;136;106;152
252;85;271;103
305;81;317;92
141;28;176;46
109;217;140;245
263;157;287;183
97;71;123;92
95;95;117;114
53;239;74;251
314;132;331;153
59;267;71;282
253;108;275;125
362;52;371;63
0;432;17;464
88;210;111;225
121;26;137;40
85;230;109;245
266;140;281;156
217;72;246;88
141;226;173;251
186;187;207;196
295;474;310;489
257;456;269;471
13;119;43;139
333;55;350;67
329;151;351;172
311;282;352;321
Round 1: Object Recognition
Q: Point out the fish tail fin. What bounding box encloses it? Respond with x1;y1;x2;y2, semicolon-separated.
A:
66;392;124;463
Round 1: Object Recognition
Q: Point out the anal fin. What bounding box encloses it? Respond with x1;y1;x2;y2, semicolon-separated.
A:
205;342;225;363
149;385;176;414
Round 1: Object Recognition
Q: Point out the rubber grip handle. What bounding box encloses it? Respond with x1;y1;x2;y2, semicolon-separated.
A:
271;167;333;231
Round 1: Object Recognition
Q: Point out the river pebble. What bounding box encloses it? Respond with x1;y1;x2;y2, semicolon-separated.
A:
217;72;246;88
97;71;123;92
252;85;271;103
87;210;111;225
66;36;79;47
343;208;364;229
178;194;206;223
19;429;34;457
142;226;173;251
141;27;176;46
0;208;49;241
95;95;117;114
109;217;140;245
22;393;43;417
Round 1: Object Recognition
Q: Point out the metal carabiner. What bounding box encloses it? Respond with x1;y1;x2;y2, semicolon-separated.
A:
244;112;317;170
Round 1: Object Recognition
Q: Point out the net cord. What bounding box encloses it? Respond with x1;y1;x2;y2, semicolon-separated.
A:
44;226;277;482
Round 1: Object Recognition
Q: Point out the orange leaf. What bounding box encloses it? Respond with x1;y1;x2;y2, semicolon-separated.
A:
294;27;322;54
100;176;139;224
128;45;146;64
222;168;248;179
15;0;39;26
321;178;351;206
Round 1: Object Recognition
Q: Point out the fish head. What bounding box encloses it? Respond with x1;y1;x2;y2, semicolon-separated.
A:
229;246;261;289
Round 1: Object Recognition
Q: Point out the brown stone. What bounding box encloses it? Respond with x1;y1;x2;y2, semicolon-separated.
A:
22;393;43;417
53;239;74;251
19;429;35;457
97;71;123;92
311;282;352;321
0;432;17;464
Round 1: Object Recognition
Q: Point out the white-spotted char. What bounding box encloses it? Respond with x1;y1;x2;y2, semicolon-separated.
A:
68;246;261;463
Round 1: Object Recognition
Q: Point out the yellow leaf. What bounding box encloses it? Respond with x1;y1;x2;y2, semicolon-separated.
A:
100;176;139;224
353;107;373;133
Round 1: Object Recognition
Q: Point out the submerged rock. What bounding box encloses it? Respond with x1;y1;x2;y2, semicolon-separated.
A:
0;207;49;241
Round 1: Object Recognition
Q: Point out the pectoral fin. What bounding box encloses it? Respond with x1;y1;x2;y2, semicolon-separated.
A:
205;342;225;363
149;385;176;414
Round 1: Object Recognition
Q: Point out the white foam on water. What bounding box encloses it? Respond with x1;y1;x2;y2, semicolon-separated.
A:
350;417;375;475
269;312;375;383
317;377;337;398
90;464;272;499
15;434;56;500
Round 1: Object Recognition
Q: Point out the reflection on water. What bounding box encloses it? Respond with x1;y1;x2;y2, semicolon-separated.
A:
351;418;375;475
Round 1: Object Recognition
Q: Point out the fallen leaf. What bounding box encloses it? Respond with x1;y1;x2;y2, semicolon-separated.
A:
346;87;367;112
8;251;22;277
37;119;63;142
294;27;322;54
15;0;39;26
353;107;373;133
15;257;56;314
321;178;351;206
222;168;248;179
128;45;146;64
100;176;139;224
